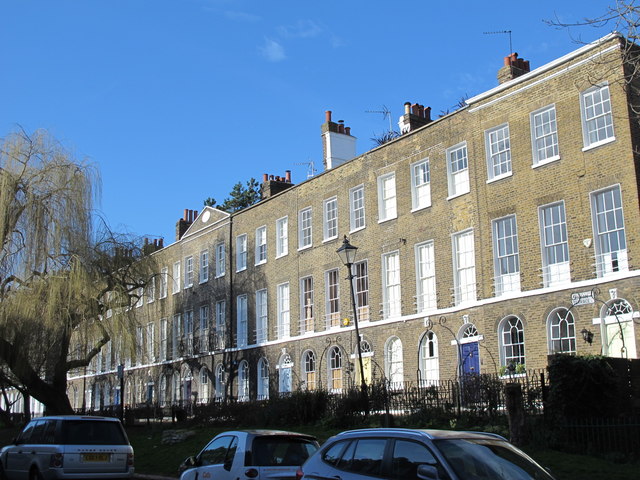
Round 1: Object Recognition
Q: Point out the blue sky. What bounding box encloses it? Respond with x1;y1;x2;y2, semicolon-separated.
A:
0;0;613;243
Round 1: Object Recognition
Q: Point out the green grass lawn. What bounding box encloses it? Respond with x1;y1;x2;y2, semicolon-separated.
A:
2;422;637;480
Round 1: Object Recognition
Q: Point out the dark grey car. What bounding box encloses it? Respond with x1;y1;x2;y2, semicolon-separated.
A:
297;428;555;480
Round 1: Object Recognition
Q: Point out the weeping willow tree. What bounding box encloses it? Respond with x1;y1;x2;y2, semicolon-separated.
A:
0;129;156;415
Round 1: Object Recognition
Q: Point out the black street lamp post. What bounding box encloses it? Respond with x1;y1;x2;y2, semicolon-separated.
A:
337;236;369;413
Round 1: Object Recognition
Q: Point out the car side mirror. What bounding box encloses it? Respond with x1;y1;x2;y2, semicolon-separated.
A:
417;464;440;480
178;456;197;474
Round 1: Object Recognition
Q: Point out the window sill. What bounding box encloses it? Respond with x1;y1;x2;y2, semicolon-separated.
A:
275;253;288;259
446;191;469;201
254;260;267;267
199;279;208;285
236;267;247;273
298;245;312;252
582;136;615;152
349;226;366;234
378;215;397;224
532;155;560;168
486;172;512;184
215;274;225;279
323;236;339;244
411;204;431;213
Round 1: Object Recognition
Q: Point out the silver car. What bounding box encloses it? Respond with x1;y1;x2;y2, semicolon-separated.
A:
297;428;556;480
0;415;134;480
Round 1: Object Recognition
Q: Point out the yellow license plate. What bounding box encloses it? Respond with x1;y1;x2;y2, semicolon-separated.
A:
82;453;110;462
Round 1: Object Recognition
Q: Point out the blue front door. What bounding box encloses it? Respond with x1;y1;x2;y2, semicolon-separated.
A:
461;342;479;375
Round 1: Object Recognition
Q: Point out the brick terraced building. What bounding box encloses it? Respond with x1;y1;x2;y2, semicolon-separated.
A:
68;33;640;410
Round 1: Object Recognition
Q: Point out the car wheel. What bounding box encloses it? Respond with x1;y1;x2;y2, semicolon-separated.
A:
28;467;43;480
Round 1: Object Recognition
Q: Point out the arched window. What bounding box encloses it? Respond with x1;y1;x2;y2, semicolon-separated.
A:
303;350;316;391
499;316;525;368
238;360;249;402
172;372;180;403
547;308;576;354
385;337;404;389
200;367;209;403
419;331;439;386
215;364;224;400
279;354;293;394
329;346;342;393
257;358;269;400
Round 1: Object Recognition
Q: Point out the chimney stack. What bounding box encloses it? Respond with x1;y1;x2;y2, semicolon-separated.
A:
398;102;432;134
176;209;197;241
321;110;357;171
497;52;531;84
261;171;294;200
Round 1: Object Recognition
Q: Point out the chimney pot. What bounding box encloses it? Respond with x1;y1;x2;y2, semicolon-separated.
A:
184;209;189;221
285;170;291;182
325;110;332;123
345;126;351;135
194;210;198;219
404;102;411;114
263;173;268;182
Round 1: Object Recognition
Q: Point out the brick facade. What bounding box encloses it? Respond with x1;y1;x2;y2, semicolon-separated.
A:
69;33;640;410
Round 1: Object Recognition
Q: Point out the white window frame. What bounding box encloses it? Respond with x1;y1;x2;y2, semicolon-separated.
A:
411;159;431;211
172;261;181;295
255;226;267;265
146;276;155;303
215;300;226;350
453;230;476;305
199;249;209;283
590;185;628;277
580;83;615;150
382;251;401;319
300;276;314;335
256;289;268;344
160;267;168;299
236;234;247;272
276;216;288;258
377;172;397;223
353;260;369;321
257;358;269;400
385;336;404;389
323;197;338;241
160;318;167;361
277;282;290;339
446;142;469;198
184;256;193;289
419;331;439;386
215;243;225;277
298;207;313;250
531;104;560;165
237;294;248;348
539;201;570;287
415;241;436;312
485;123;511;181
325;269;340;329
492;215;521;296
349;184;366;232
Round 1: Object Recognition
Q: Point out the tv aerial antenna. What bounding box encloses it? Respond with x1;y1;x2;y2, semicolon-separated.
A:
295;160;317;179
483;30;513;54
366;105;393;132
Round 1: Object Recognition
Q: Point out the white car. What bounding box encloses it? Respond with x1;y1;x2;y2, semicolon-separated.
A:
0;415;134;480
179;430;319;480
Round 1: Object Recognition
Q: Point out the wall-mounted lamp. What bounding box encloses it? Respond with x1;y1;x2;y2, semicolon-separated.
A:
581;328;594;344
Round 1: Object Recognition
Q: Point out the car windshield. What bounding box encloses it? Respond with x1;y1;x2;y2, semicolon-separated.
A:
61;420;128;445
434;438;554;480
250;436;318;466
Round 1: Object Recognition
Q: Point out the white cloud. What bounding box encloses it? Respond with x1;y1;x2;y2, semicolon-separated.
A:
259;38;286;62
277;20;322;38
